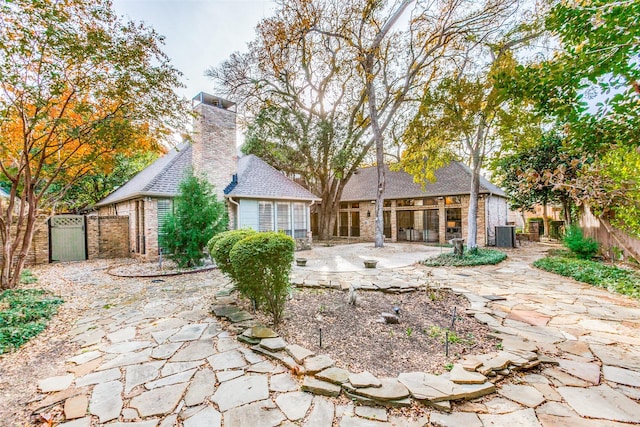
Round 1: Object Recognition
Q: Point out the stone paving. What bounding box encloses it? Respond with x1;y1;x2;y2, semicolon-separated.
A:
23;243;640;426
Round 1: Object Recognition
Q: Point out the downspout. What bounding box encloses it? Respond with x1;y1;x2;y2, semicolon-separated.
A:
228;197;239;230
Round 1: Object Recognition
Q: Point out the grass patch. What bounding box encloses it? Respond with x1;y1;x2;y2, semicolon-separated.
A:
534;256;640;298
0;289;64;354
422;248;507;267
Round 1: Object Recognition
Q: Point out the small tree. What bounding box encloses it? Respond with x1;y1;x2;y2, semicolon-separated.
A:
229;232;295;326
160;172;228;268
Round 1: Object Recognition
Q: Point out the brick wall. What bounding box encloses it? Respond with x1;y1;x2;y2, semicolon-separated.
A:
359;204;376;240
0;216;49;266
86;215;129;259
144;199;159;259
192;101;237;200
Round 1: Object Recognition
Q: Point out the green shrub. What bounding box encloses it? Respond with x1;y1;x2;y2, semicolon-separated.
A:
209;229;257;282
160;172;228;268
0;289;63;353
534;256;640;298
229;232;295;326
423;248;507;267
563;225;599;259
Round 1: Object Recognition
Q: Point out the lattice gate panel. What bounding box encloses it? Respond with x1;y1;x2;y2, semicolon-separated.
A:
50;215;87;262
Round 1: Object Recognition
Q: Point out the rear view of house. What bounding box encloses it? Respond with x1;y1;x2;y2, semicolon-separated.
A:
95;93;319;260
327;163;509;245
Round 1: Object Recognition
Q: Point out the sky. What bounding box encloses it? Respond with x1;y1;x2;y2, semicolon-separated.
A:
112;0;276;100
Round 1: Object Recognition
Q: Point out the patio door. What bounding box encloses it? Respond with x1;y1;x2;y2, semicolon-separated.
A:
350;211;360;237
424;209;439;242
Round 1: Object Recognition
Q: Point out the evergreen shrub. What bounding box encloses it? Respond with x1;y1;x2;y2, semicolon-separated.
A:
564;225;599;259
229;232;295;326
209;229;257;282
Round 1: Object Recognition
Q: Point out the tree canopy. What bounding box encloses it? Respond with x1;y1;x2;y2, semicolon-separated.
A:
0;0;187;288
212;0;517;244
503;0;640;239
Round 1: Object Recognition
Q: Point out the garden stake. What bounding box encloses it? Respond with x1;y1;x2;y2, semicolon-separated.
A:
445;331;449;356
451;306;457;329
319;327;323;348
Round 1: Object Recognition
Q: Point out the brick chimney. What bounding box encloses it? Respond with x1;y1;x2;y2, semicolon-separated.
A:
191;92;237;200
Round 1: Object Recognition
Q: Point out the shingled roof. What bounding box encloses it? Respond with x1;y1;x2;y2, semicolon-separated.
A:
95;144;192;207
226;155;320;201
340;161;506;202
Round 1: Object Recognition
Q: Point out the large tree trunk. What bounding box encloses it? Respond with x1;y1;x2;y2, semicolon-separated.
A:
317;200;338;241
1;191;38;290
315;176;345;241
366;61;386;248
468;159;481;251
467;122;485;251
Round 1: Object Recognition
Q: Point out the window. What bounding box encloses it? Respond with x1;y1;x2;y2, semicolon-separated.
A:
339;211;349;236
383;211;391;238
445;196;462;205
340;202;359;209
397;199;415;207
423;197;438;206
259;201;273;232
277;203;291;235
446;208;462;239
293;203;307;238
157;199;172;253
384;200;392;207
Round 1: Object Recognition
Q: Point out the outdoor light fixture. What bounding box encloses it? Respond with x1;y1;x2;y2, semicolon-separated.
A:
393;306;400;315
367;210;371;217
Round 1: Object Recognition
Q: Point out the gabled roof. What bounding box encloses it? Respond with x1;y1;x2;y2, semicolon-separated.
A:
340;161;506;202
226;155;320;201
95;144;192;207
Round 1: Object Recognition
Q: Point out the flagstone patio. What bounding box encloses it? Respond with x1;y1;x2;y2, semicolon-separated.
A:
1;241;639;426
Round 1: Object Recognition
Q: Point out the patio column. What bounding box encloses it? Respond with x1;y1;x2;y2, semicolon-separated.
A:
391;200;397;242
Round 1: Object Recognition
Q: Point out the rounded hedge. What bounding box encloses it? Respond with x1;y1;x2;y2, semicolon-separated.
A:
229;232;295;326
209;229;257;281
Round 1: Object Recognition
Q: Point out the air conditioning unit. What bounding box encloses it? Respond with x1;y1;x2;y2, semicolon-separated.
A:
495;225;516;248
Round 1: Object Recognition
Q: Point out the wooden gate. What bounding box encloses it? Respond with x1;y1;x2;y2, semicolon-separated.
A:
50;215;87;262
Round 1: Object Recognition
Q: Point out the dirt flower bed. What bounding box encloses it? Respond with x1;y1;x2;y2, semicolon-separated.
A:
253;287;499;377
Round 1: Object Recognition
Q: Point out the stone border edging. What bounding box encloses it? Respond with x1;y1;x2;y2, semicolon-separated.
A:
210;281;558;411
107;264;217;278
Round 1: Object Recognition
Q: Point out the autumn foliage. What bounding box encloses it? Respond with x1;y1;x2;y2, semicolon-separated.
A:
0;0;187;288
